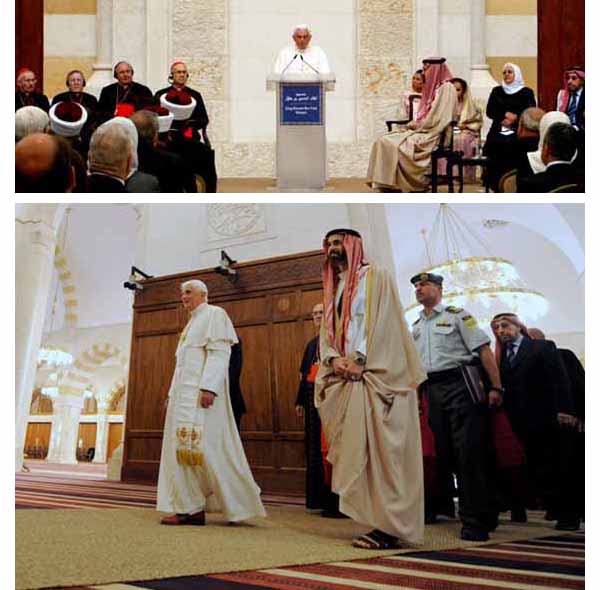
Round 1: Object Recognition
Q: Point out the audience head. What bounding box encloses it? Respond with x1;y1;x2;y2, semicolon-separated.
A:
565;66;585;93
170;61;189;88
517;107;545;139
542;122;577;165
15;106;49;142
114;61;134;86
501;62;525;94
131;110;159;147
49;102;87;138
411;70;424;93
15;133;75;192
451;77;467;101
160;90;196;121
527;328;546;340
16;68;37;94
88;123;132;181
66;70;86;93
292;24;312;50
100;117;139;175
417;58;453;122
491;313;528;344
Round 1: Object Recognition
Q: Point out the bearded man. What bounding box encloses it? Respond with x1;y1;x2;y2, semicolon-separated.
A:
157;279;266;525
315;229;426;549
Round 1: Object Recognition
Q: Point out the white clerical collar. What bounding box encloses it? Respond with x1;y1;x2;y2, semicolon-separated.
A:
546;160;571;169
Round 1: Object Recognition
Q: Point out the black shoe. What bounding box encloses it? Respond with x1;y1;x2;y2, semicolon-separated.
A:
555;519;580;531
460;527;489;542
484;513;499;532
321;510;348;519
511;508;527;523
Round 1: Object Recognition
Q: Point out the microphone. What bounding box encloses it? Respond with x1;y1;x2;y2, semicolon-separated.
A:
300;55;319;74
281;54;298;75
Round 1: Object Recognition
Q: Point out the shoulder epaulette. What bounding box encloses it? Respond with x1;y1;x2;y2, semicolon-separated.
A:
445;305;463;314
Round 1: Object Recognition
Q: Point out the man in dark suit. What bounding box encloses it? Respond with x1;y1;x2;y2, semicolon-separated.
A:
494;314;579;530
98;61;153;121
228;340;246;431
15;68;50;112
518;123;581;192
529;328;584;524
130;109;196;192
87;124;131;192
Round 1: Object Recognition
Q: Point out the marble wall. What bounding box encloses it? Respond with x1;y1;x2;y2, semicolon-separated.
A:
166;0;415;177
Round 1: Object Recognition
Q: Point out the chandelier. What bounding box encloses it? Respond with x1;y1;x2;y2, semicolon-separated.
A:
38;347;73;368
404;205;549;329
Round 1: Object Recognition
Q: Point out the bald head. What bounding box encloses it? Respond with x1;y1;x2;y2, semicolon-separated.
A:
518;107;545;139
15;133;74;192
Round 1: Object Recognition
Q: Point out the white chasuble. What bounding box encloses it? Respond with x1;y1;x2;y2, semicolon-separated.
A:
157;302;266;521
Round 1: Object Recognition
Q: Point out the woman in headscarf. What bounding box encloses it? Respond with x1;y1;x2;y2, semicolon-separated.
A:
483;63;536;191
516;110;571;184
96;117;160;192
436;78;482;183
367;57;457;191
397;69;424;122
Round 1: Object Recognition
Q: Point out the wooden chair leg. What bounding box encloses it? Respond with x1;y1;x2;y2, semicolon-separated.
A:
446;159;454;193
431;156;438;193
459;160;464;193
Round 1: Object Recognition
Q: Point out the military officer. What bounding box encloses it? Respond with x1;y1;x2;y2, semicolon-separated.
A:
410;272;503;541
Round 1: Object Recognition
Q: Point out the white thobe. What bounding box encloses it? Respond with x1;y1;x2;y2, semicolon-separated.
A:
274;45;331;75
335;270;367;356
156;302;266;521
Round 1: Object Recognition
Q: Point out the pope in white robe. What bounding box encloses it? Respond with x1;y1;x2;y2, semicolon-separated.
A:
274;24;331;75
157;279;266;525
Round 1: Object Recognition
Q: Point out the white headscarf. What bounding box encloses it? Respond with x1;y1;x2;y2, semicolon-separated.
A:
501;63;525;95
98;116;139;176
527;110;571;174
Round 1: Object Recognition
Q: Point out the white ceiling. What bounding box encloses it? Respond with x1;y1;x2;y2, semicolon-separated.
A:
42;203;584;338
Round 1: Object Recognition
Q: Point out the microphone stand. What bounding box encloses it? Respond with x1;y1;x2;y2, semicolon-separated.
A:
281;54;298;76
300;55;320;75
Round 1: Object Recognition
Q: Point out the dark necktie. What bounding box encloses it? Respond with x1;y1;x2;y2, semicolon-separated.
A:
567;93;578;125
506;342;516;366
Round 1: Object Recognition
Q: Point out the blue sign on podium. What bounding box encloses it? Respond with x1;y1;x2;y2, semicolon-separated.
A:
280;83;323;125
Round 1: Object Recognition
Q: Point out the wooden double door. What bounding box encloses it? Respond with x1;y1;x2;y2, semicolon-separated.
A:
122;250;324;495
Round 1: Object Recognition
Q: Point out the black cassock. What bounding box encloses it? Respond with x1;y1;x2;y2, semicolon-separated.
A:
154;85;217;192
295;336;339;511
483;85;536;191
15;91;50;113
97;82;153;122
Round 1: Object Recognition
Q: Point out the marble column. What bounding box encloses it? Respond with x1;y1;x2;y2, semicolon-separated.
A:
15;205;63;472
93;403;110;463
469;0;497;136
87;0;114;98
46;395;84;464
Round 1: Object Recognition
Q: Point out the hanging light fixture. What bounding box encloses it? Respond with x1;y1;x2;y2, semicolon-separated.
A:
405;205;549;328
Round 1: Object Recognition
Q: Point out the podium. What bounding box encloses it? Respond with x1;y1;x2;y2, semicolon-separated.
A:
267;72;336;191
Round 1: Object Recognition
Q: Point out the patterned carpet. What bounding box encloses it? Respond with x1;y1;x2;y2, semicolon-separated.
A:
15;471;304;509
15;472;584;590
57;532;585;589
